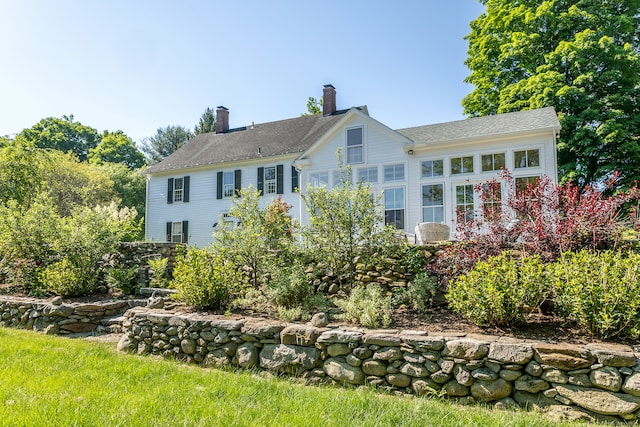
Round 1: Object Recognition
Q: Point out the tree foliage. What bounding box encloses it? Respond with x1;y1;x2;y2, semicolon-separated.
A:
88;130;145;169
464;0;640;189
301;155;398;287
18;115;101;162
213;186;294;288
140;125;193;164
194;107;216;135
302;96;322;116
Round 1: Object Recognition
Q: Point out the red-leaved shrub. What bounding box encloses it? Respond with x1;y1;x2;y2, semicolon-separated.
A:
429;170;640;287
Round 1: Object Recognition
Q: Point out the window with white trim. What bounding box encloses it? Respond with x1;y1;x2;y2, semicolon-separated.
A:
515;176;540;197
223;171;235;197
514;149;540;168
310;172;329;188
481;181;503;221
422;184;444;223
357;166;378;183
264;166;277;194
421;160;443;178
451;156;474;175
346;127;363;164
455;184;475;223
167;220;188;244
173;178;184;202
481;152;505;172
383;163;405;183
384;187;405;229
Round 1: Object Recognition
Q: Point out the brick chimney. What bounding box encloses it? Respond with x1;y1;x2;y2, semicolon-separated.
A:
216;106;229;134
322;84;336;116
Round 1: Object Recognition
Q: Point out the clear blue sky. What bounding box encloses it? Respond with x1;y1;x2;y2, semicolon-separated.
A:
0;1;485;143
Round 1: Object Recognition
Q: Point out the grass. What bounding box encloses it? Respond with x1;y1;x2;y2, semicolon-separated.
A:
0;328;586;427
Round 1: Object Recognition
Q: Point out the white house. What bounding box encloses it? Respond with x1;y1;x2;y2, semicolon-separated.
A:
144;85;561;247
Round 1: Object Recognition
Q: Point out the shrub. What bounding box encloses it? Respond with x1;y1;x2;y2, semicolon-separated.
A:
148;257;169;288
265;260;314;309
105;266;138;295
429;169;640;287
302;151;400;288
335;285;393;329
39;258;87;297
446;253;548;327
405;271;439;312
550;250;640;339
171;248;244;310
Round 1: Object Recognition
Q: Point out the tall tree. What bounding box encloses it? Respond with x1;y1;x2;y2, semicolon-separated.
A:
194;107;216;135
18;115;100;162
140;125;193;165
88;130;146;169
463;0;640;189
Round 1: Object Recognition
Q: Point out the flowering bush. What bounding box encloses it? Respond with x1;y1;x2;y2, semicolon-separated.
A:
430;170;640;286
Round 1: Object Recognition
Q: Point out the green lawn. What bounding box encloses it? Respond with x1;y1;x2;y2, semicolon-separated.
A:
0;327;583;427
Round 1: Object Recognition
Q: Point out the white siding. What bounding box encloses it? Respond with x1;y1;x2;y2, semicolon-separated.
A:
145;156;302;247
147;112;558;245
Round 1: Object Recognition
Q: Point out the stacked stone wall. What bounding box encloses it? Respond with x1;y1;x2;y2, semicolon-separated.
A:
0;296;144;335
116;308;640;423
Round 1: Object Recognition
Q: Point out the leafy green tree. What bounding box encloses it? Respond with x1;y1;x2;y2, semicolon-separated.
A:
140;125;193;164
18;115;100;162
0;138;43;206
463;0;640;189
194;107;216;135
213;186;294;288
88;130;145;169
302;96;322;116
99;162;146;225
301;154;397;287
38;151;117;216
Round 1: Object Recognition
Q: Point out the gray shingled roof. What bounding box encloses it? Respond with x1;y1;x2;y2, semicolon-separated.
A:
396;107;560;145
147;106;560;174
145;109;359;174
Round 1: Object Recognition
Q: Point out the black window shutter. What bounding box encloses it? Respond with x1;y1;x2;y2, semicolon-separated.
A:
234;169;242;195
257;167;264;194
167;178;174;204
276;164;284;194
216;172;223;199
183;176;190;202
182;221;189;244
291;166;299;192
166;222;172;241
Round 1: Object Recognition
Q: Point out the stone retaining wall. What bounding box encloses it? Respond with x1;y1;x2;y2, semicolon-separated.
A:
0;296;144;335
108;242;183;286
117;308;640;423
4;294;640;422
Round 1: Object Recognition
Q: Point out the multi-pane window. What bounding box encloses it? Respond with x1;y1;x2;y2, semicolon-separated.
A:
481;182;502;221
514;149;540;169
451;156;474;175
455;184;475;223
310;172;329;188
223;171;235;197
264;166;277;194
167;221;188;243
481;153;505;172
515;176;540;197
383;164;405;182
346;127;363;164
357;166;378;183
171;222;183;243
422;184;444;223
173;177;184;202
421;160;444;178
384;187;405;229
